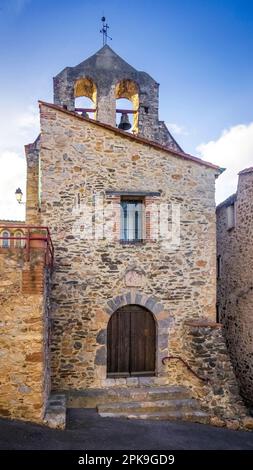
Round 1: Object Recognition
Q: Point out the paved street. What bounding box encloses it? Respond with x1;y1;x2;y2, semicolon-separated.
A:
0;409;253;450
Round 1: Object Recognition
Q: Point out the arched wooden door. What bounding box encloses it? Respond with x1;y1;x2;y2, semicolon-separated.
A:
107;305;156;377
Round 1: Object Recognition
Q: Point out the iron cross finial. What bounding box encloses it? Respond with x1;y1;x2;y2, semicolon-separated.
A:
100;16;112;46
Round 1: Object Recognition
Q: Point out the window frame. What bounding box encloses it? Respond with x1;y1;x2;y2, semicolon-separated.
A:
120;196;145;244
1;230;10;248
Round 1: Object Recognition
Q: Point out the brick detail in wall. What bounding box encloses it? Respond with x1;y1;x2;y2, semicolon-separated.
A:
22;262;45;294
145;196;161;242
109;195;121;241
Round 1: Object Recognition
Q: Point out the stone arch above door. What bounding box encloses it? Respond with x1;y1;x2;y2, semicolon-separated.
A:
106;291;165;319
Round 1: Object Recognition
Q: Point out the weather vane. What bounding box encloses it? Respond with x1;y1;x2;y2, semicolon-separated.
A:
100;16;112;46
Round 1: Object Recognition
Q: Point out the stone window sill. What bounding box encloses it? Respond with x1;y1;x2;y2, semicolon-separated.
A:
120;239;145;246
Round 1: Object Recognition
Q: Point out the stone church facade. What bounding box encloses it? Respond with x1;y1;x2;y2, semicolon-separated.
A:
1;46;252;428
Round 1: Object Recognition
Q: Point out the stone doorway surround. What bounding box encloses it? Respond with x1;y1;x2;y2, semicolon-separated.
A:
95;291;170;387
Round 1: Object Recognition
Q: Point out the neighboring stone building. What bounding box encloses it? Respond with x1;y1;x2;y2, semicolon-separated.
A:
1;45;252;429
0;222;52;423
217;167;253;406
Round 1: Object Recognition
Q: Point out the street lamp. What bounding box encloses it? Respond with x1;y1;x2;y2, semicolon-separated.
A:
15;188;25;205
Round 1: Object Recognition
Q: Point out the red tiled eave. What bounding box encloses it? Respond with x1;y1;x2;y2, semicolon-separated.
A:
39;101;223;173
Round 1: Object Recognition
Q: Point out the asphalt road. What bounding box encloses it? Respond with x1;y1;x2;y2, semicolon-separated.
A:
0;409;253;450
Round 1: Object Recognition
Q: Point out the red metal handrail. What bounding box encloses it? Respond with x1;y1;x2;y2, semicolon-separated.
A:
0;225;54;269
162;355;209;383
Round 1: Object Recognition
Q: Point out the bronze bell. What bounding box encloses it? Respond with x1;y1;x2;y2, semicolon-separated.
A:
81;111;89;118
118;112;131;131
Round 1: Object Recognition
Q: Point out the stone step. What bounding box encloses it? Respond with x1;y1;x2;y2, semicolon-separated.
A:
97;398;199;415
67;385;191;408
98;409;209;424
44;393;66;429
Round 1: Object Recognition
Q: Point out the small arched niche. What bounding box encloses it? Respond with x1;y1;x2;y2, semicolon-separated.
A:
115;79;139;134
74;77;97;119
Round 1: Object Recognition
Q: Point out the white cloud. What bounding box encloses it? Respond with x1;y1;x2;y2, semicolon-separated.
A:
167;123;189;136
0;106;39;221
0;106;39;153
16;106;39;130
0;151;26;220
197;123;253;204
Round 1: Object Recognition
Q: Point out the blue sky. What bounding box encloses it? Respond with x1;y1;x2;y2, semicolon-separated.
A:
0;0;253;219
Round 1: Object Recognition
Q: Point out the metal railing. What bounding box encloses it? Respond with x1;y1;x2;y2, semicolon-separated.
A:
75;107;138;114
0;225;54;268
162;355;209;383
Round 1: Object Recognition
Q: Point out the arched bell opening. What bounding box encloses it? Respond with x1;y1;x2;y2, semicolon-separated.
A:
74;77;97;119
115;80;139;134
107;304;156;377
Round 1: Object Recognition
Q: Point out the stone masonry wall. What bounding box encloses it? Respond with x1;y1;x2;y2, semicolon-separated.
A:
163;319;248;427
0;248;51;423
217;171;253;405
37;103;219;393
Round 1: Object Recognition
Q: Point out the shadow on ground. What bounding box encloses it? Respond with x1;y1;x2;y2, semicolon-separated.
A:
0;409;253;450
